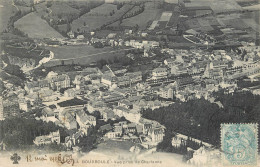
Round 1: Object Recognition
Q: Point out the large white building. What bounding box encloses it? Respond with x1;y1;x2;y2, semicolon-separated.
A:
152;67;168;80
48;74;71;91
33;130;60;146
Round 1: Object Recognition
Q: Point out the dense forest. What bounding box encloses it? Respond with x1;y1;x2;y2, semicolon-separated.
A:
141;90;260;153
0;117;69;150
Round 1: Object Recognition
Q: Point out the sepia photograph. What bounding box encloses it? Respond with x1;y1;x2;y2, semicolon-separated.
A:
0;0;259;166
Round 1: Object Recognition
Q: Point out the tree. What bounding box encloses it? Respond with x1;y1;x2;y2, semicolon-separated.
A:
46;1;52;8
143;91;260;151
4;64;25;79
0;117;69;150
66;23;71;32
96;59;107;69
77;126;97;152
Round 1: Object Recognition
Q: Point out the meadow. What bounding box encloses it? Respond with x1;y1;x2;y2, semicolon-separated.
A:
0;0;17;32
121;2;163;30
14;12;64;39
71;4;133;32
45;45;127;66
86;3;117;16
47;45;114;60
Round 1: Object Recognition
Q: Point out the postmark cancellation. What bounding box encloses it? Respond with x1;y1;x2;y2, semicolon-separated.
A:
221;123;258;166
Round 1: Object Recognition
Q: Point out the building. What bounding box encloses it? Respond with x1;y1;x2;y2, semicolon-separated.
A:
49;74;70;91
99;124;113;133
143;123;153;135
24;80;49;93
125;123;137;134
171;133;188;147
113;106;141;123
118;99;133;109
87;100;107;113
101;74;117;87
172;133;213;148
33;0;43;4
76;110;96;127
64;88;81;97
33;130;60;146
65;130;84;149
18;99;31;112
117;76;130;87
107;33;117;39
67;31;74;38
152;68;168;80
210;61;229;70
59;111;77;130
75;110;96;135
100;109;115;121
175;76;194;90
102;92;125;103
159;87;174;99
164;58;175;67
77;35;84;40
124;72;142;84
171;66;189;76
148;127;165;143
105;131;121;138
204;68;224;80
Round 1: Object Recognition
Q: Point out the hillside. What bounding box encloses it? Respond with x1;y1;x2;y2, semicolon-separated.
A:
71;3;134;32
0;0;18;33
14;12;64;39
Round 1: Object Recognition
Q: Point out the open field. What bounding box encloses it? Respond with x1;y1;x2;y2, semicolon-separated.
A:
216;13;242;27
50;2;80;16
184;15;221;33
34;1;48;17
71;4;133;32
17;5;31;14
14;12;64;39
221;18;249;29
241;10;260;24
45;45;128;65
72;15;109;32
160;11;172;21
57;24;67;33
86;3;117;16
0;0;17;32
121;2;163;30
210;0;242;13
47;45;115;60
242;18;260;33
44;45;133;66
242;4;260;10
195;9;212;16
125;5;142;16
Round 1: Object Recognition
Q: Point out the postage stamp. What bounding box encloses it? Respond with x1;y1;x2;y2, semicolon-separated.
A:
221;123;258;166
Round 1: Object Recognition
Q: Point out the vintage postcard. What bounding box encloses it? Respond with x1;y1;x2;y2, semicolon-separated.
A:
0;0;259;166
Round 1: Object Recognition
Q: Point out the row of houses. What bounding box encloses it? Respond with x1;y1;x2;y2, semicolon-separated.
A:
102;118;165;145
25;74;71;93
101;71;142;88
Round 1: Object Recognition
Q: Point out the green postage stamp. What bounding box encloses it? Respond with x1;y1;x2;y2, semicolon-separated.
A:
221;123;258;166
